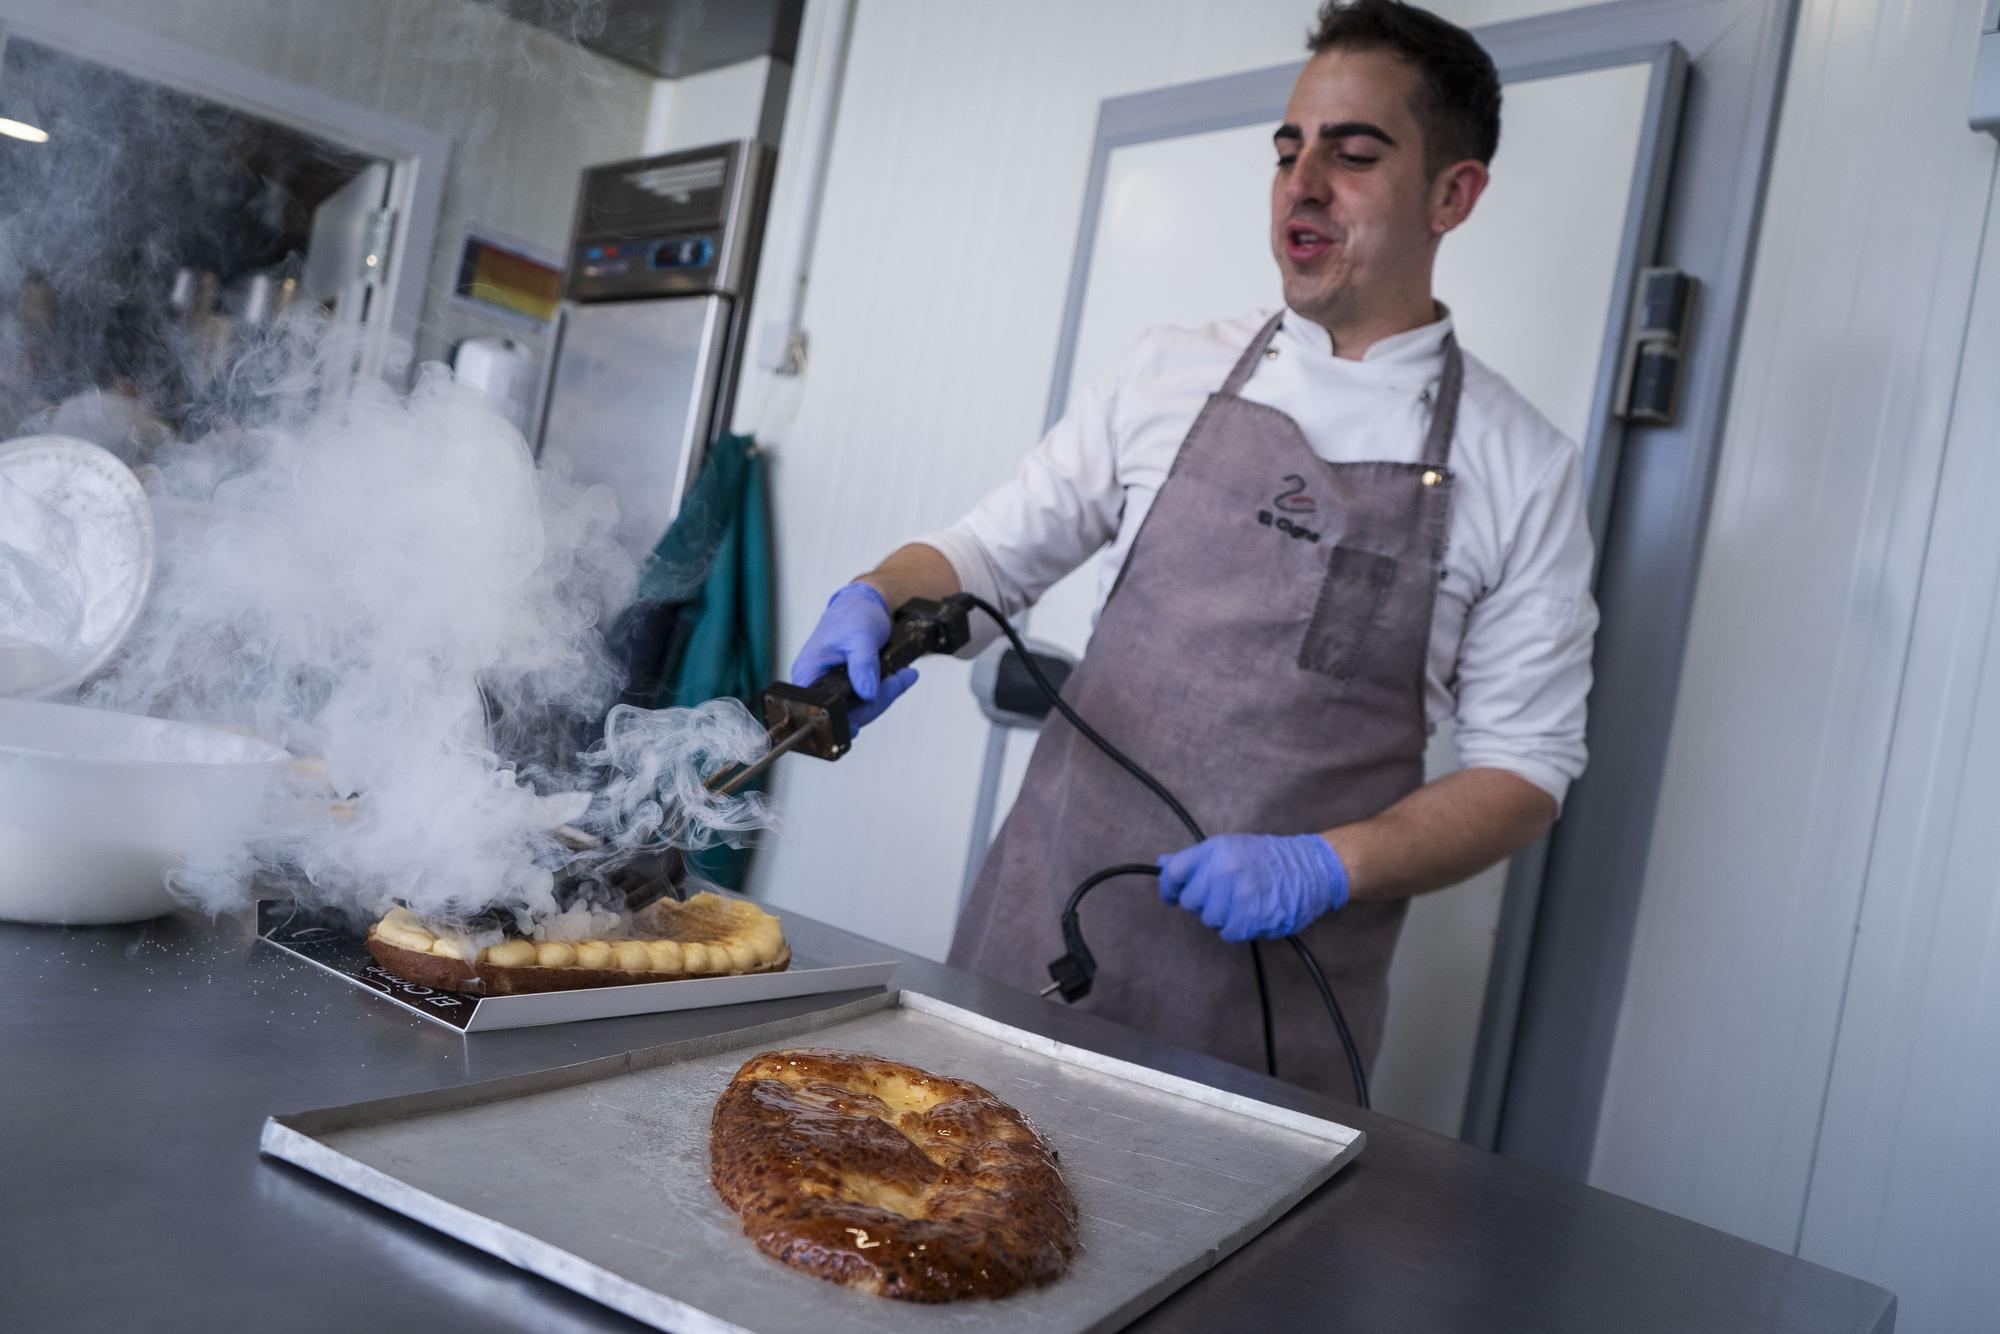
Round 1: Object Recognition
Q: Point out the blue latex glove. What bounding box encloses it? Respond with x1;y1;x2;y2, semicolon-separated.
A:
789;583;919;731
1157;833;1350;943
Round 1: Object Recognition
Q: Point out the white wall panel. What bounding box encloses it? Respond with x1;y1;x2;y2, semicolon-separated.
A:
1791;137;2000;1334
644;58;772;156
741;0;1602;961
1590;0;1998;1260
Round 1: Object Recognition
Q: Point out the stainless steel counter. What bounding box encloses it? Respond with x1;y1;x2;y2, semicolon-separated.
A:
0;909;1895;1333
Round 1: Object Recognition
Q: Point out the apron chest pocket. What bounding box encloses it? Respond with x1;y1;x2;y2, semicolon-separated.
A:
1299;545;1398;681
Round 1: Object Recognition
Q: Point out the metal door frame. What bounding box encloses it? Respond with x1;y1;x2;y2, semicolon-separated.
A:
1033;0;1800;1175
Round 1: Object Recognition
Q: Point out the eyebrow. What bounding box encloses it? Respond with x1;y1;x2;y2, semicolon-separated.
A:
1273;121;1398;148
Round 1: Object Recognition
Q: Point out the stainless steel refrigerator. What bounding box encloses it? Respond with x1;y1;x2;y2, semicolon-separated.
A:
535;141;773;566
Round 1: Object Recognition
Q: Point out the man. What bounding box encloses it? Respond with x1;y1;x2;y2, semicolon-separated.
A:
792;0;1597;1097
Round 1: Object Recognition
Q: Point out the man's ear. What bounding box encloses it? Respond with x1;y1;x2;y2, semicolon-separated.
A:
1431;159;1491;237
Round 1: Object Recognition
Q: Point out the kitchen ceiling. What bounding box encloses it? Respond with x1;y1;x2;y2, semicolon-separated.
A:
478;0;804;79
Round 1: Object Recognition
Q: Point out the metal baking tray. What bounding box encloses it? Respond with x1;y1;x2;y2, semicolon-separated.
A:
257;901;900;1032
260;990;1362;1332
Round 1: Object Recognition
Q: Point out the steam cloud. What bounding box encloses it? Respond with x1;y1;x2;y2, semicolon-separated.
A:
0;6;773;933
82;330;769;929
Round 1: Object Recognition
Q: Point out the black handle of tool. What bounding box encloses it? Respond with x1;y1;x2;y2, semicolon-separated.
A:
795;603;948;705
761;593;975;761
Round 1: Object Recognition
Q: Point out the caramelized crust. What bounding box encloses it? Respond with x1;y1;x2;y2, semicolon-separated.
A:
709;1048;1078;1302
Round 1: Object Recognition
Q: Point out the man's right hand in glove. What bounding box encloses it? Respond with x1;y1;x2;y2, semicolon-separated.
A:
789;582;918;730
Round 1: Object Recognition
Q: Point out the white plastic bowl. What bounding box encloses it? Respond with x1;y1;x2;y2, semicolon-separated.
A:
0;699;291;925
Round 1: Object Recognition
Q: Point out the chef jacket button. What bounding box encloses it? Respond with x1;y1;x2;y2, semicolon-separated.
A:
1264;346;1279;359
1421;469;1442;486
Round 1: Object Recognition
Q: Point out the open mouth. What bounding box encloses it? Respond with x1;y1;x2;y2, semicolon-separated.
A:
1285;223;1335;264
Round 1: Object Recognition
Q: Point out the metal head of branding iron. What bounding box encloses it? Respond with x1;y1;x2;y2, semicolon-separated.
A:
567;595;971;920
551;825;693;916
433;824;693;936
706;593;975;799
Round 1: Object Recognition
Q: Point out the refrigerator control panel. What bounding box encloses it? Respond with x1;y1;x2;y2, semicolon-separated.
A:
564;141;772;303
577;233;716;282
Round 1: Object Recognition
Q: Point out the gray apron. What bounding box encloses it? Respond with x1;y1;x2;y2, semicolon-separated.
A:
948;311;1461;1098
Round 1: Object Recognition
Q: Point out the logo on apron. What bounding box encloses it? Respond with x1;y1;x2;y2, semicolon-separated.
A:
1258;473;1322;543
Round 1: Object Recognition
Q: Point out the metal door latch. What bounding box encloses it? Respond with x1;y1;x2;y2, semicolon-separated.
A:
1615;267;1697;426
361;206;397;287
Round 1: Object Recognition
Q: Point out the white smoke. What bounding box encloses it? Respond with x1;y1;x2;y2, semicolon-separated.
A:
580;703;774;853
65;316;771;928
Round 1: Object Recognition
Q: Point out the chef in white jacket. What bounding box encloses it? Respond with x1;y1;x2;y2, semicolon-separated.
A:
793;0;1598;1096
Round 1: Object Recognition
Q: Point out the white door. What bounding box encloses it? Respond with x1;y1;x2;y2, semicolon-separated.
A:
997;54;1677;1136
303;162;392;332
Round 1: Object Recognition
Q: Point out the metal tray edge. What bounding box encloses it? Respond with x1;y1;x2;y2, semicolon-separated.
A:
260;1118;750;1334
256;935;471;1034
899;992;1366;1150
464;960;904;1031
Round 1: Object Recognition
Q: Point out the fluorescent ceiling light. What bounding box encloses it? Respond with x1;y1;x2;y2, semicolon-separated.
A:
0;117;49;144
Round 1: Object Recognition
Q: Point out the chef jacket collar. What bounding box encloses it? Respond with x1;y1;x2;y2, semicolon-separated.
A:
1279;302;1454;377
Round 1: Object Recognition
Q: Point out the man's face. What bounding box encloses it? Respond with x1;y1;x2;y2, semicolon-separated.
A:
1270;47;1440;332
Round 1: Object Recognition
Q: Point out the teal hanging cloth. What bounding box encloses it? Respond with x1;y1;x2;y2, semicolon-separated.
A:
637;433;774;889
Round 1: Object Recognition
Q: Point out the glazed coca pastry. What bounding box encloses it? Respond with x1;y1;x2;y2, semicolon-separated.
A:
709;1048;1078;1302
363;892;788;995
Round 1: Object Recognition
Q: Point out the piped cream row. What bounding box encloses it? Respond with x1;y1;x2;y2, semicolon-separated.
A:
371;903;786;974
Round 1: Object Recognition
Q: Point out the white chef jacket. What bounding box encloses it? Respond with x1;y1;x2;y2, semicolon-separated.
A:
918;307;1598;811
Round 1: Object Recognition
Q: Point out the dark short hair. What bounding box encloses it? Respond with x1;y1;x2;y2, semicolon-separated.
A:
1307;1;1502;176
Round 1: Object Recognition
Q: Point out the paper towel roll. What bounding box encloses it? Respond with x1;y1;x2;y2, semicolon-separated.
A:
452;336;539;436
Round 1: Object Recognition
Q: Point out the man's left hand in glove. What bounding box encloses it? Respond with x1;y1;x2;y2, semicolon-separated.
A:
1156;832;1350;943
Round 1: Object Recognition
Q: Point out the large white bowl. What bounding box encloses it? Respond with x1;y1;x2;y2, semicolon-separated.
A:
0;435;156;699
0;699;292;925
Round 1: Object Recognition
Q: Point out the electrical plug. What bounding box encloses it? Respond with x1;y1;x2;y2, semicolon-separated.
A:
1039;909;1097;1002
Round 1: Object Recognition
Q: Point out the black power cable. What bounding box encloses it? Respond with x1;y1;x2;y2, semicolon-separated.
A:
958;597;1202;837
960;593;1369;1109
1249;939;1276;1081
1286;933;1368;1110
